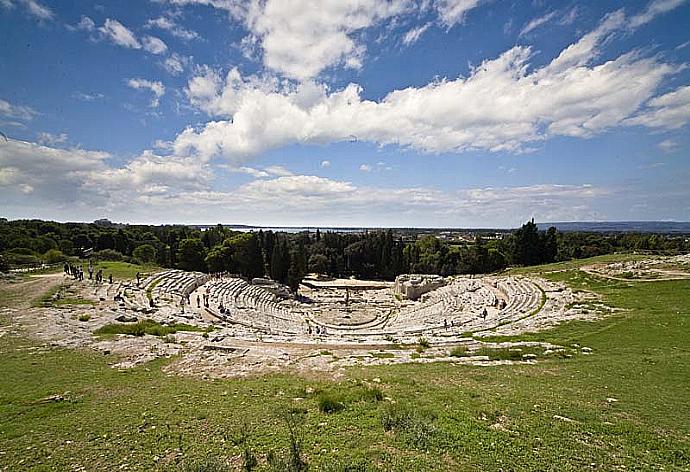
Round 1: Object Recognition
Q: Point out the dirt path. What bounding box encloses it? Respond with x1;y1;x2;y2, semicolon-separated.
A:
0;273;64;309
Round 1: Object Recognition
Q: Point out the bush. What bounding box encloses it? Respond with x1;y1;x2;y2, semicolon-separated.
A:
449;345;469;357
417;337;430;349
317;392;346;414
78;314;91;322
360;386;384;403
44;249;66;264
380;404;442;450
4;249;40;267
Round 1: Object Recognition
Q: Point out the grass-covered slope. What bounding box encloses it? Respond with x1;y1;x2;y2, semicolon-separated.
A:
0;259;688;470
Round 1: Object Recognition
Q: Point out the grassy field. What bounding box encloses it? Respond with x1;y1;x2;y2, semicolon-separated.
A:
0;258;689;470
91;261;160;280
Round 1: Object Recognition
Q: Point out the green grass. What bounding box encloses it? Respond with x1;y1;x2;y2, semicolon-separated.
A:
92;261;160;281
93;319;210;338
1;261;689;470
146;278;161;302
370;351;395;359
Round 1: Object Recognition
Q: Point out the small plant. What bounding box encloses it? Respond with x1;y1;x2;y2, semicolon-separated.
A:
380;403;441;450
267;413;308;472
449;345;468;357
78;314;91;322
417;337;430;349
317;391;346;414
232;422;257;472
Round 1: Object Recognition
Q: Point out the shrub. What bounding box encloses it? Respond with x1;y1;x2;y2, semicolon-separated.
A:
449;345;469;357
417;337;430;349
380;404;442;450
360;386;384;403
78;314;91;322
44;249;66;264
317;391;346;414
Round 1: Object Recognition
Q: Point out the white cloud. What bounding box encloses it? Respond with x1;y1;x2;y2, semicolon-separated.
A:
359;164;372;172
519;11;557;36
320;160;331;167
77;15;95;31
435;0;482;28
99;18;141;49
3;0;54;20
658;139;680;152
146;15;200;41
127;79;166;108
37;132;68;146
73;91;104;101
629;0;688;29
161;53;193;75
167;0;412;80
141;35;168;55
174;13;678;161
626;86;690;130
4;138;685;227
402;22;431;45
0;98;38;121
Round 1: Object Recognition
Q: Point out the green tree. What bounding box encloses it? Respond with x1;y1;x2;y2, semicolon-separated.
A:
43;249;66;264
133;244;156;264
177;238;207;272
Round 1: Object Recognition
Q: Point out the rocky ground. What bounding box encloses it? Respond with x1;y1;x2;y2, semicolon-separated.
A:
1;270;609;380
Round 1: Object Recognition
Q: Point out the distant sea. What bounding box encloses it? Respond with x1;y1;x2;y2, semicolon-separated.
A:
191;221;690;234
537;221;690;233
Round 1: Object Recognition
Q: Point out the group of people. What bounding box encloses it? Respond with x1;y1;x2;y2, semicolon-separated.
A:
64;263;85;281
64;262;113;284
306;323;328;335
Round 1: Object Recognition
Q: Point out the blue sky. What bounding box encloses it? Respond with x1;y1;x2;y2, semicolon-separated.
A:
1;0;689;227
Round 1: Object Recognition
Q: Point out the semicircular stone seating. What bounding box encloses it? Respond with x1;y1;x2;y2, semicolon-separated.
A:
203;277;306;334
123;270;545;341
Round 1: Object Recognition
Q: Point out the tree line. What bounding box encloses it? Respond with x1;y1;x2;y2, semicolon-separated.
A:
1;218;688;289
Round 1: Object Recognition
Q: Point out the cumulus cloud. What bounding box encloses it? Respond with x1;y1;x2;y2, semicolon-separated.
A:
166;0;412;80
94;18;169;56
359;164;372;172
127;79;166;107
37;132;68;146
628;0;688;29
76;15;95;31
141;35;169;55
172;12;678;161
4;137;682;226
320;160;331;167
2;0;54;20
658;138;680;152
161;52;193;75
146;15;200;41
99;18;141;49
0;98;38;121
